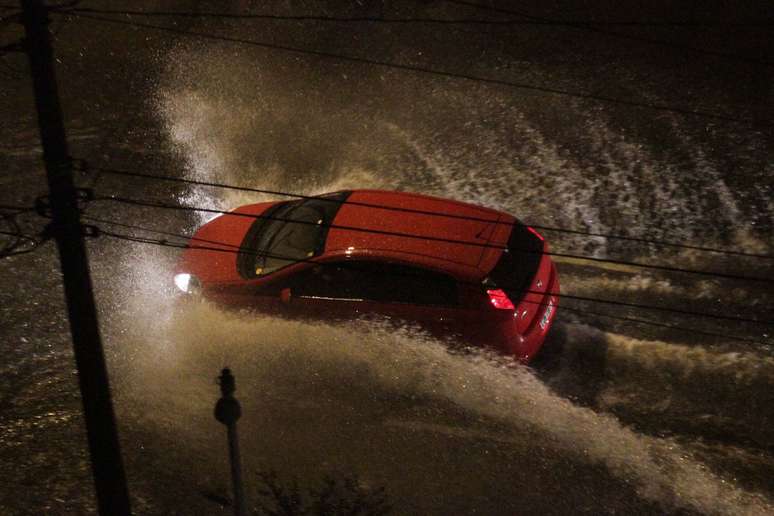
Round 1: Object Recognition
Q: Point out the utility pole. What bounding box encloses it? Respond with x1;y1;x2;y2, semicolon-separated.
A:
19;1;131;514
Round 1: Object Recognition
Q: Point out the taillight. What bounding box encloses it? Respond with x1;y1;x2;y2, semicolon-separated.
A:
526;226;544;241
487;289;515;310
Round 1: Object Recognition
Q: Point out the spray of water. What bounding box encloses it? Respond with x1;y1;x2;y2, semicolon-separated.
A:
110;288;773;515
117;40;774;514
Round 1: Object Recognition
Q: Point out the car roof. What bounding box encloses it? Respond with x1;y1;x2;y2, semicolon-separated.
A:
324;190;515;282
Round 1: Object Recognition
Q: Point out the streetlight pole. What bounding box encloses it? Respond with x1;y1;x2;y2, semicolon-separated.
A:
215;368;247;516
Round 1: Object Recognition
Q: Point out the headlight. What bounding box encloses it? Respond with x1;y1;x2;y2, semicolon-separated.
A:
174;273;201;294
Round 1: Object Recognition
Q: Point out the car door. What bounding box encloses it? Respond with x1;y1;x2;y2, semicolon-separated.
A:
280;260;481;339
198;262;365;321
273;262;377;323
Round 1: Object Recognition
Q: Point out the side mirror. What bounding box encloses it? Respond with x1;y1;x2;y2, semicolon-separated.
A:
279;287;292;304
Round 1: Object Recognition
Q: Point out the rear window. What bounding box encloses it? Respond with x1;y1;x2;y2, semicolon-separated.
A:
287;261;459;307
484;223;544;301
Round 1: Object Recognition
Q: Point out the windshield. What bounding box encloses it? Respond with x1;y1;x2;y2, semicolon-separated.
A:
238;191;351;278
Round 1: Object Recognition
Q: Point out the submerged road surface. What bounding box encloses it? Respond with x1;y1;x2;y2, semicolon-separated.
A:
1;1;772;514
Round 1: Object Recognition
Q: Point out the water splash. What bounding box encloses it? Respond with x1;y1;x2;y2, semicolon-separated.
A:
140;38;774;514
114;301;773;515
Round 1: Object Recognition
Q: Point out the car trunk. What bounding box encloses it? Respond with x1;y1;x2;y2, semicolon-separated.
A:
484;223;554;334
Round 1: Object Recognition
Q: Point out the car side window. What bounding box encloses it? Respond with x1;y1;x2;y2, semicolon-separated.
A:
283;265;348;299
288;261;458;306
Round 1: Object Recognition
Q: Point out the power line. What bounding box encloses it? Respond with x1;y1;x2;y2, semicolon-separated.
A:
46;7;614;26
81;214;774;327
443;0;774;67
54;10;770;128
0;203;36;212
1;204;44;258
0;232;43;257
109;217;764;345
558;305;765;345
91;193;774;285
0;225;43;257
90;210;767;344
0;10;19;23
91;166;774;260
58;6;774;28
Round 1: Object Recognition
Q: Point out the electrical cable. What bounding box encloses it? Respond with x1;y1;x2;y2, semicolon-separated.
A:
0;232;42;257
81;214;774;327
53;7;617;25
91;166;774;260
558;305;765;345
91;193;774;285
58;6;773;28
53;10;770;127
7;2;768;343
442;0;774;67
0;210;44;258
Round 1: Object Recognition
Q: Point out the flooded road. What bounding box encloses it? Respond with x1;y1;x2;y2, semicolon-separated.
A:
1;1;772;514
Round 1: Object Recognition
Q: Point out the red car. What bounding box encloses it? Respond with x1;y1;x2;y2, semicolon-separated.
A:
174;190;559;363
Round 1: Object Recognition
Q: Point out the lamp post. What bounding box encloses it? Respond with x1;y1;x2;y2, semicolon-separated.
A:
215;368;247;516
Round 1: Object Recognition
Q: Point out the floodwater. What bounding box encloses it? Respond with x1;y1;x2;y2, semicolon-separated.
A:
1;1;772;514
